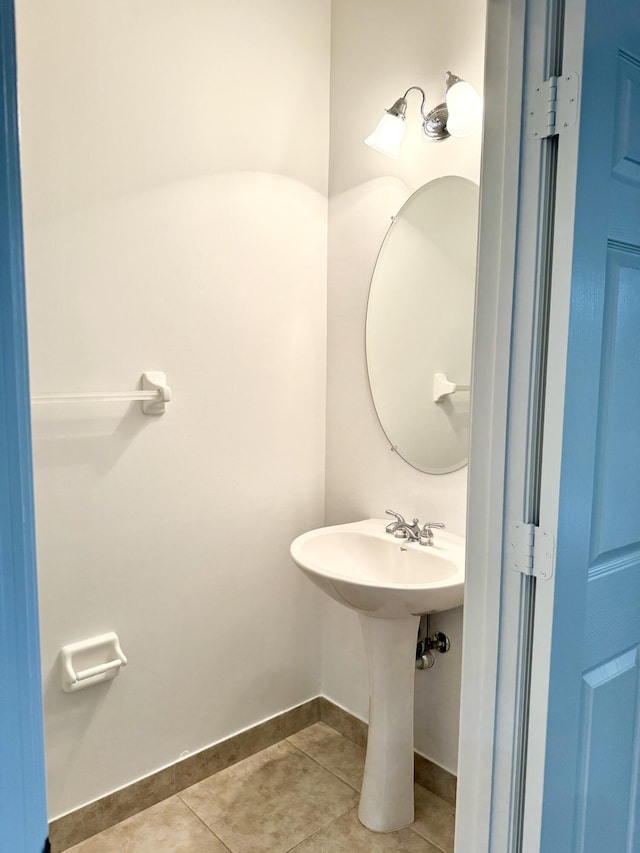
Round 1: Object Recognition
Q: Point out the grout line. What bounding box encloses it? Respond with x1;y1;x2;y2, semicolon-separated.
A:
283;805;356;852
287;730;455;853
409;822;453;853
285;735;362;794
175;733;355;853
177;796;234;852
407;827;450;853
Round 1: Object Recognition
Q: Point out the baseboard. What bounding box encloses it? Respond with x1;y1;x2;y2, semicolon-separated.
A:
49;695;457;850
49;698;321;851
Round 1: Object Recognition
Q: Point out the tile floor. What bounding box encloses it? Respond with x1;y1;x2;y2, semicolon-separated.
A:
66;722;455;853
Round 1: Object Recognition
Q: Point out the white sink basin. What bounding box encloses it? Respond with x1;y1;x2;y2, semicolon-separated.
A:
290;517;464;618
290;517;465;833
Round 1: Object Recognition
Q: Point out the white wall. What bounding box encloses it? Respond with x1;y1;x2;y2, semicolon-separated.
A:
16;0;330;818
324;0;486;773
17;0;485;816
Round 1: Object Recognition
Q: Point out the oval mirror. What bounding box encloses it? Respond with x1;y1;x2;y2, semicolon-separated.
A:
365;176;479;474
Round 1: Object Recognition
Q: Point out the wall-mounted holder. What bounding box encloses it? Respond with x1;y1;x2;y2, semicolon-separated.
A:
32;371;171;416
433;372;470;404
61;632;128;693
140;371;171;415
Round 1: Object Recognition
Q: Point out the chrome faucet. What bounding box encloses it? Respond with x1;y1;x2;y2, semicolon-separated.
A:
386;511;421;541
395;518;422;541
418;522;445;546
385;511;445;545
384;509;405;534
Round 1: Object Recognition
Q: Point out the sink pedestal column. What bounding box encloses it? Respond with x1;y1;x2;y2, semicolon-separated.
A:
358;613;420;832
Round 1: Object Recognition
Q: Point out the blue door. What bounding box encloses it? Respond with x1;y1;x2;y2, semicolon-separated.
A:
536;1;640;850
0;0;49;850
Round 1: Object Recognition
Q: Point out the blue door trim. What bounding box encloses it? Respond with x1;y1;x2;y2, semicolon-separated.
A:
0;0;49;849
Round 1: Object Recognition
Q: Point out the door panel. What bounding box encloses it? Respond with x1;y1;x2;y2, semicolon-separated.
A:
612;52;640;186
574;647;640;853
540;2;640;851
584;568;640;668
591;247;640;559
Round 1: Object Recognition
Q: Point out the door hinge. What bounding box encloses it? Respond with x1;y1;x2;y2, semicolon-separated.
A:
510;522;555;580
527;72;579;139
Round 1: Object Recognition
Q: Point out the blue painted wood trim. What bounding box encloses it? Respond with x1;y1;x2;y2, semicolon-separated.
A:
0;0;49;849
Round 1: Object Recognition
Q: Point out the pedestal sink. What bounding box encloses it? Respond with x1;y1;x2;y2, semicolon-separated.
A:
290;518;465;833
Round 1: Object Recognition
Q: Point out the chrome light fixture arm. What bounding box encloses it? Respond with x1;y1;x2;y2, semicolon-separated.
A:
397;86;451;141
387;84;450;142
390;85;450;143
401;86;428;120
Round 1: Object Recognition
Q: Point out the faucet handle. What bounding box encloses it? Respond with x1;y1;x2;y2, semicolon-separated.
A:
419;522;445;546
385;509;405;533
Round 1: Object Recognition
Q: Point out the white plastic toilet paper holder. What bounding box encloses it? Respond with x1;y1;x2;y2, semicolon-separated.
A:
61;632;128;693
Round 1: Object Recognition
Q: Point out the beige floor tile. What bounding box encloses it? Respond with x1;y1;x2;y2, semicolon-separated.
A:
65;796;229;852
179;740;358;853
411;785;455;853
291;807;443;852
288;722;366;790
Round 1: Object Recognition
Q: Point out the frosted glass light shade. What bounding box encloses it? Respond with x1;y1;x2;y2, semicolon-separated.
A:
445;80;482;138
364;112;406;159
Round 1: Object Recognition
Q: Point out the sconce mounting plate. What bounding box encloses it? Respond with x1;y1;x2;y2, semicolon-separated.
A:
423;103;450;142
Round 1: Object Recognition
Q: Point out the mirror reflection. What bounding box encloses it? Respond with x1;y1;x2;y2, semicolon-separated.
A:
366;176;480;473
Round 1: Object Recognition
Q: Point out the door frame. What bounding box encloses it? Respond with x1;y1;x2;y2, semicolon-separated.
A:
455;0;527;848
457;0;587;849
520;0;586;847
0;0;49;849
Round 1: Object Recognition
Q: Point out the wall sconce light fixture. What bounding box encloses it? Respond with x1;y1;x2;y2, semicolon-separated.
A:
364;72;482;159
